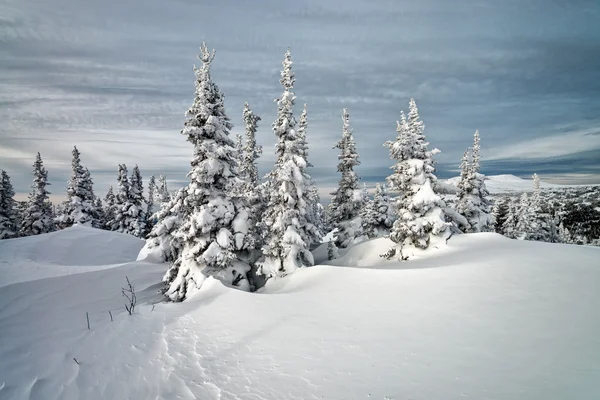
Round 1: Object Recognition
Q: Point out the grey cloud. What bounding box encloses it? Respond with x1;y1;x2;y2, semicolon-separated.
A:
1;0;599;201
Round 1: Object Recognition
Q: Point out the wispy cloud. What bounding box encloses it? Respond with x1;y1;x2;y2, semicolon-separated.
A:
1;0;600;200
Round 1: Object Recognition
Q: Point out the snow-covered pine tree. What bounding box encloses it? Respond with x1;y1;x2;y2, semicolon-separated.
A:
126;165;146;238
103;186;116;230
327;239;340;260
455;131;494;233
238;102;264;250
0;170;19;239
20;153;55;236
141;186;189;263
502;200;519;238
257;48;320;279
517;174;557;242
145;175;157;235
107;164;130;233
235;133;244;160
92;197;105;229
296;103;324;242
157;175;170;203
55;147;99;229
240;102;262;192
492;196;510;235
297;104;310;164
361;183;394;238
328;108;363;247
147;175;156;214
163;43;254;300
382;99;449;260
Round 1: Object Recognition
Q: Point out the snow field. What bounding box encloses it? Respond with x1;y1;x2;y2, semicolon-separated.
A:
1;228;599;399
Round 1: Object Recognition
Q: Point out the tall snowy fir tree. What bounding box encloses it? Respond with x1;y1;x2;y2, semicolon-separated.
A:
492;196;510;235
55;146;99;228
92;197;105;229
157;175;170;203
383;100;449;260
145;175;157;235
360;183;394;238
328;108;363;247
296;103;324;241
107;164;130;233
455;131;494;233
141;186;189;264
20;153;55;236
0;170;19;239
162;43;254;301
126;165;146;238
502;201;519;239
258;48;320;279
103;186;116;230
238;102;263;249
240;102;262;192
516;174;557;242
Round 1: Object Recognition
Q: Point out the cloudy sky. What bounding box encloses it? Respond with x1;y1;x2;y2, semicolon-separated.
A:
1;0;599;202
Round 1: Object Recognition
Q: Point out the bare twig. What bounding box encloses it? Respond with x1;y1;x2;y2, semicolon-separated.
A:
151;304;155;312
86;312;90;330
109;311;113;322
122;276;137;315
73;358;80;365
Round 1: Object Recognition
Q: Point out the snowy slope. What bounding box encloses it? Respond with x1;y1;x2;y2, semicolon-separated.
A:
0;225;145;287
1;229;599;399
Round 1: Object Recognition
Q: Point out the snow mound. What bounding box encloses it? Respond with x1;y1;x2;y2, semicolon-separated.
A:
0;225;144;286
325;235;452;267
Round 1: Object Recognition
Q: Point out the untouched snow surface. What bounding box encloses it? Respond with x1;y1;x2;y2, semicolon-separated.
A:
1;228;600;399
0;225;145;287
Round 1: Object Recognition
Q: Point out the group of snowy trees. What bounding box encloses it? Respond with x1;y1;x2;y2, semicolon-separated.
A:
0;148;170;240
138;43;501;300
143;45;325;300
492;174;569;244
4;43;594;302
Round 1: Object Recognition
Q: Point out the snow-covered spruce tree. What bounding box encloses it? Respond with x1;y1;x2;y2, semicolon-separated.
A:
361;183;394;238
492;196;510;235
163;43;254;300
238;102;264;249
502;200;519;238
103;186;116;230
107;164;130;233
382;100;450;260
240;102;262;192
257;48;320;279
55;146;99;229
20;153;55;236
0;170;19;239
327;239;340;260
516;174;557;242
235;133;244;160
455;131;494;233
328;108;364;247
296;103;324;241
141;186;189;263
145;175;157;235
157;174;170;203
92;197;105;229
126;165;146;238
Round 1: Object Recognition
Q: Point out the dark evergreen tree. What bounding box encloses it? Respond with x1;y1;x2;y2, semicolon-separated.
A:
0;170;19;239
21;153;55;236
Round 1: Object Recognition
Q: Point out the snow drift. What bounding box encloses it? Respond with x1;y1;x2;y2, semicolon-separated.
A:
1;228;599;399
0;225;144;287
